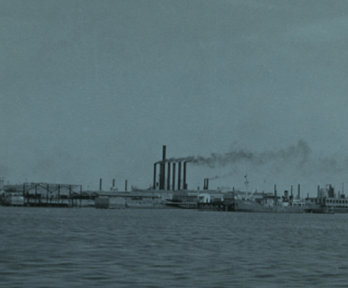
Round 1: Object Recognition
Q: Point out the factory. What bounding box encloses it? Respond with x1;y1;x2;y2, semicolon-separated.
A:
96;145;211;209
153;145;189;191
0;145;226;209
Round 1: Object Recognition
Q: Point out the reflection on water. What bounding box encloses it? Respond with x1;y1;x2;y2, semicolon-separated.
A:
1;207;348;287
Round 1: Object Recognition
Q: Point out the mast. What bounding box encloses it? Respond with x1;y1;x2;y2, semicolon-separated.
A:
244;174;249;200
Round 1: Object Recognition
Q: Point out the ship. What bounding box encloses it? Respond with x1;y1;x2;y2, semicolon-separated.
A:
232;196;306;213
231;184;308;213
304;185;344;213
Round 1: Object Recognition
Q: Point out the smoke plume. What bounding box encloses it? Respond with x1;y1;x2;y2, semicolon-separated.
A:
170;140;311;168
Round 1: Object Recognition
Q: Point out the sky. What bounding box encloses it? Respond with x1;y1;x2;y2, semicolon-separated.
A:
1;0;348;195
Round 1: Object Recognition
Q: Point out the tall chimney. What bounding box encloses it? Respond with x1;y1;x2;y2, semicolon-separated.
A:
317;185;320;197
178;161;182;190
125;180;128;192
167;162;171;190
112;179;115;187
99;178;102;192
153;163;157;189
172;162;176;191
159;163;163;189
297;184;301;199
183;161;187;190
203;178;209;190
160;145;166;190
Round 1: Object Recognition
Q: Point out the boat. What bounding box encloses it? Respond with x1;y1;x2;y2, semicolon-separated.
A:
232;195;306;213
228;175;306;213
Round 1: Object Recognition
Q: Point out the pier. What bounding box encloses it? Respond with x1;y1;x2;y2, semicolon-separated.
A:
1;183;98;207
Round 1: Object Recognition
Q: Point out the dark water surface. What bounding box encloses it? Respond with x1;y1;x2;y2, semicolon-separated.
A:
1;207;347;287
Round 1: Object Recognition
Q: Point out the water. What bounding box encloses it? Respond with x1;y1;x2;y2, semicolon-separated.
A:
1;207;348;288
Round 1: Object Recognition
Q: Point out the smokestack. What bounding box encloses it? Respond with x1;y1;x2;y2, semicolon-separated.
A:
153;163;157;189
99;178;102;192
167;162;171;190
160;145;166;190
178;161;182;190
172;162;176;190
297;184;301;199
284;190;288;199
183;161;187;190
317;185;320;197
112;179;115;187
125;180;128;192
159;163;163;189
203;178;209;190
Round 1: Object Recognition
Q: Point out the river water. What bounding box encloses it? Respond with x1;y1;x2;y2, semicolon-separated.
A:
1;207;347;287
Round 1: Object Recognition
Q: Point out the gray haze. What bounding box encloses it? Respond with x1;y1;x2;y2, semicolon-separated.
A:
1;0;348;194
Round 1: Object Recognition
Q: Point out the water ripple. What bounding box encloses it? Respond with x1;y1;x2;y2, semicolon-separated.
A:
1;207;348;287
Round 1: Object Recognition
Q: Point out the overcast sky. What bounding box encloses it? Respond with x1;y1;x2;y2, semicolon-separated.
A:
1;0;348;194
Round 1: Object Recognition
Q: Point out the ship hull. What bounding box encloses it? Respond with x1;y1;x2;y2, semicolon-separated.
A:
233;199;305;213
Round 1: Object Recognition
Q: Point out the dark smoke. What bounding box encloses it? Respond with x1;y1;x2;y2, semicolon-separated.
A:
168;140;311;168
161;140;348;184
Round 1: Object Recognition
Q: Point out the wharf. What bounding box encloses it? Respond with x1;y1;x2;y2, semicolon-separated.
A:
1;183;98;208
95;190;172;209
